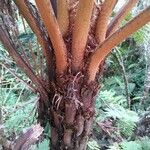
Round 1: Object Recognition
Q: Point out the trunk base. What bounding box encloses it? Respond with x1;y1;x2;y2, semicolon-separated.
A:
39;74;99;150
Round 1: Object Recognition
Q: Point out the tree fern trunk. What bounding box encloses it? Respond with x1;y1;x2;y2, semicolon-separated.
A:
48;75;99;150
50;113;94;150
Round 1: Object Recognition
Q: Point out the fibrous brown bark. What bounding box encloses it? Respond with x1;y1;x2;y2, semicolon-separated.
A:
49;74;99;150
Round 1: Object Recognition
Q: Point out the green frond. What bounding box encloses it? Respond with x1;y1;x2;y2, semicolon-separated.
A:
108;143;121;150
121;141;142;150
87;140;101;150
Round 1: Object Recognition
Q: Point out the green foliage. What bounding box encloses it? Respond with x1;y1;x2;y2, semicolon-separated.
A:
108;143;121;150
133;24;150;44
117;120;136;138
36;139;49;150
0;53;36;135
108;137;150;150
105;104;138;122
121;12;133;26
92;22;150;147
102;76;136;97
96;89;126;122
121;141;142;150
96;90;139;138
5;101;36;134
97;89;126;106
87;139;101;150
140;137;150;150
18;33;34;43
